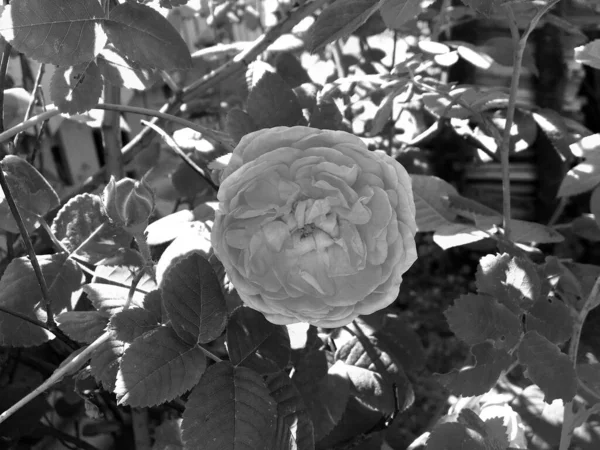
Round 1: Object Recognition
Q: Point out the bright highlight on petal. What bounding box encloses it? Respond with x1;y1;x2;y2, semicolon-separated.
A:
211;126;418;327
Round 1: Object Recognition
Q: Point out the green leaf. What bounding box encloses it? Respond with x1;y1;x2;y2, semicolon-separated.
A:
509;219;564;244
83;283;146;316
101;2;192;70
379;0;423;30
531;109;576;163
227;306;291;374
460;0;509;17
90;329;124;391
116;326;206;407
308;101;346;131
0;0;107;66
433;342;513;397
226;108;259;144
97;45;159;90
56;311;108;344
274;52;311;89
246;71;305;130
575;39;600;70
298;367;351;441
265;372;315;450
571;214;600;242
152;419;184;450
526;297;573;345
433;223;491;249
426;422;485;450
307;0;382;52
52;193;131;264
577;363;600;397
181;362;277;450
335;335;413;413
145;209;195;246
410;174;459;232
0;155;60;234
161;253;227;345
94;265;157;293
558;135;600;197
0;254;83;347
51;62;103;114
476;253;541;314
517;331;577;403
109;307;161;343
445;293;522;350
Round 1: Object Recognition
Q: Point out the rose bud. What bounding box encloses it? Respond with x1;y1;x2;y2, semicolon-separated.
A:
102;176;155;235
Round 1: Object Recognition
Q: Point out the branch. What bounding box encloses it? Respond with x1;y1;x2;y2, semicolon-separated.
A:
0;42;11;138
101;85;124;181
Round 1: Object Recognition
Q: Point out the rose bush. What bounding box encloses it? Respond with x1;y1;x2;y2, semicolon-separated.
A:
211;126;417;327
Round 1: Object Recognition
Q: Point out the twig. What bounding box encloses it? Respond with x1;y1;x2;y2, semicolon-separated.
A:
0;107;61;143
0;166;57;328
0;304;50;331
0;42;11;137
101;85;124;181
37;425;101;450
94;103;234;151
141;120;218;191
14;63;45;149
0;266;148;425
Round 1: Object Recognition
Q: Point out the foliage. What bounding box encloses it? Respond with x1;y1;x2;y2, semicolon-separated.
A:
1;0;600;449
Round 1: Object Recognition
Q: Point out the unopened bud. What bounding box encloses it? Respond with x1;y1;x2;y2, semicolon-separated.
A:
102;176;155;235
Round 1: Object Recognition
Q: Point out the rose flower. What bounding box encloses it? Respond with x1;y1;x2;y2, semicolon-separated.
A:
212;127;417;327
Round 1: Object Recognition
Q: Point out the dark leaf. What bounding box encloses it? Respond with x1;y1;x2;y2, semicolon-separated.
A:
56;311;108;344
51;62;103;114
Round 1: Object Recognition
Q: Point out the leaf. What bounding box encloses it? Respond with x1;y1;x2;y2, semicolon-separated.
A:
109;307;161;343
517;331;577;403
307;0;382;52
227;306;291;374
274;52;311;89
299;367;351;441
558;155;600;198
571;214;600;242
460;0;507;17
0;0;107;66
145;209;195;246
509;219;564;244
101;2;192;70
181;362;277;450
335;334;413;412
425;422;485;450
56;311;108;344
51;62;103;114
94;265;157;293
410;174;459;232
152;419;184;450
170;158;215;200
476;253;541;314
247;71;305;130
526;297;574;345
83;283;145;316
226;108;259;144
531;109;576;163
265;372;315;450
308;101;346;131
90;329;124;391
161;253;227;345
116;326;206;407
97;45;159;90
0;155;60;233
379;0;423;30
445;293;522;350
433;342;513;397
51;193;132;264
433;223;490;249
575;39;600;70
0;254;83;347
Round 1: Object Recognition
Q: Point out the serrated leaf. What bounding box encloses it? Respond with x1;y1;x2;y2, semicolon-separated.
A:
307;0;382;52
162;253;227;345
335;334;413;412
308;101;346;131
460;0;507;17
152;419;184;450
56;311;108;344
299;367;351;441
51;62;103;114
571;214;600;242
517;331;577;403
426;422;485;450
0;254;83;347
265;372;315;450
102;2;191;70
181;362;277;450
577;363;600;397
109;307;161;343
526;297;574;345
145;209;195;246
94;265;157;292
410;174;459;232
83;283;146;316
170;158;215;200
97;45;159;90
274;52;311;89
445;293;522;350
379;0;423;30
247;71;305;129
226;108;259;144
369;90;395;136
51;193;132;264
476;253;541;314
0;0;107;66
116;326;206;407
227;306;291;374
0;155;60;233
434;342;513;397
457;409;510;450
509;219;564;244
90;329;124;391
